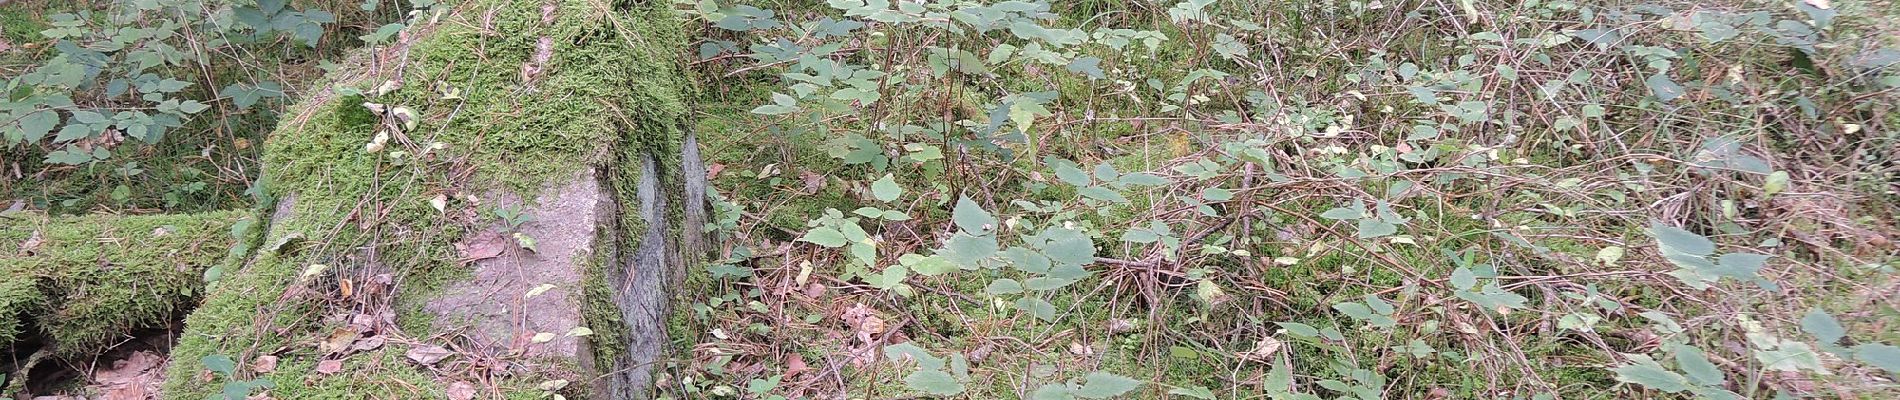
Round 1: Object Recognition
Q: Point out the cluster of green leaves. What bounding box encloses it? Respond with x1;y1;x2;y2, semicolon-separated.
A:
0;0;325;164
199;354;274;400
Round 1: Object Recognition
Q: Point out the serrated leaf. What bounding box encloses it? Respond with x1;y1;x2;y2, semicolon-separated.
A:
943;232;999;267
1074;371;1142;398
1040;227;1096;266
800;227;848;248
1674;345;1724;386
201;354;237;376
952;196;996;235
871;174;903;202
1355;220;1398;238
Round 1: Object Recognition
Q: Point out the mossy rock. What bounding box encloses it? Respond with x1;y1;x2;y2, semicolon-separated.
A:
0;210;244;356
159;0;701;399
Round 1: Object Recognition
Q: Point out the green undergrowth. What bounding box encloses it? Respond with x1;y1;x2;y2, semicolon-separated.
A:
161;0;690;398
0;210;243;356
670;0;1900;398
2;0;400;214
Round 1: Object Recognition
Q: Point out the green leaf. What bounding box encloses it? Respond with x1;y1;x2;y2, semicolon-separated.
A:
1763;171;1789;195
201;354;237;376
903;254;959;276
1065;57;1105;79
1674;345;1724;386
1276;322;1319;338
1450;267;1477;290
1054;161;1092;186
1318;207;1361;220
1646;73;1686;102
883;343;944;370
1853;344;1900;373
904;369;965;395
1118;172;1169;186
1611;362;1689;393
1016;297;1058;322
952;196;996;235
1710;253;1770;278
1031;384;1075;400
943;233;999;267
1649;222;1715;256
871;174;903;202
1166;386;1216;399
1568;28;1623;46
1799;308;1846;344
1756;341;1824;372
1078;186;1129;204
985;279;1024;295
1355;220;1398;238
799;227;848;248
1074;371;1142;398
1040;227;1096;266
1333;302;1374;321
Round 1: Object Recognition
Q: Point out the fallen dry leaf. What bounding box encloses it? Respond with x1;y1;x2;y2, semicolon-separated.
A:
406;345;454;365
314;359;344;375
316;327;361;355
92;350;166;400
350;335;385;352
456;230;509;265
446;381;476;400
785;354;811;378
252;355;279;374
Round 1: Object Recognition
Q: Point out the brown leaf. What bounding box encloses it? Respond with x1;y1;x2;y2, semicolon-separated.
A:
316;328;360;355
406;345;454;365
456;230;509;264
446;381;477;400
785;354;811;378
350;335;385;352
314;359;344;375
252;355;279;374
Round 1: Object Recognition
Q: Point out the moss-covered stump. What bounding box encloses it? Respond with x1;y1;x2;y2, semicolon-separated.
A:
0;211;244;372
157;0;700;399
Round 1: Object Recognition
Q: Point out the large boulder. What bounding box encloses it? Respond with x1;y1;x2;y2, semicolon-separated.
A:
159;0;702;398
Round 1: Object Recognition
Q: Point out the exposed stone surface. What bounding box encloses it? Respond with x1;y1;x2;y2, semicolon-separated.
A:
424;169;610;362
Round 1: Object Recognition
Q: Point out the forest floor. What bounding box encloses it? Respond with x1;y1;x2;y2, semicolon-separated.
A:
4;0;1900;399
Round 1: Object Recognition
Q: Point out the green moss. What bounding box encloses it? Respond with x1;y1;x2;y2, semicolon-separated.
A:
162;0;693;397
0;210;243;355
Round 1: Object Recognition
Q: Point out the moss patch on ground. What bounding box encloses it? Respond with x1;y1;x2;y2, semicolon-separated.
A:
0;210;243;356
